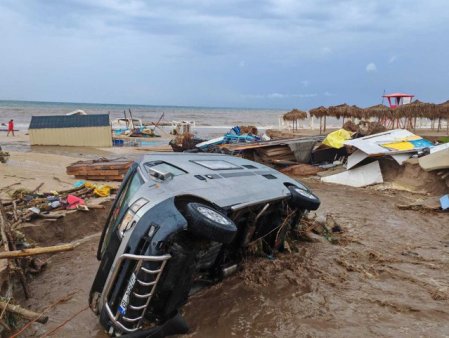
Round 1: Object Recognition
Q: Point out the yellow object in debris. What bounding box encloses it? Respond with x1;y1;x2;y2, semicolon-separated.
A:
381;141;414;151
84;182;112;197
322;129;353;149
93;185;112;197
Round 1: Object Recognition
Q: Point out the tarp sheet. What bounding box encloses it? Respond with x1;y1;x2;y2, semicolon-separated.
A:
322;129;353;149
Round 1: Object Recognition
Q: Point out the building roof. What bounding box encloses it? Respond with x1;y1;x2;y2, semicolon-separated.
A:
29;114;110;130
382;92;415;98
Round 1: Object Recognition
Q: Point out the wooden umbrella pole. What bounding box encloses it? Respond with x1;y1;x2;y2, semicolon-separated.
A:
319;117;322;134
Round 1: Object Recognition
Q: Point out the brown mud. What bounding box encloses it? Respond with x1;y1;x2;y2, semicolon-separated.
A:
18;181;449;337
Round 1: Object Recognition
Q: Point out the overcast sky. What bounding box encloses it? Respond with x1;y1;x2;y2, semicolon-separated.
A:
1;0;449;109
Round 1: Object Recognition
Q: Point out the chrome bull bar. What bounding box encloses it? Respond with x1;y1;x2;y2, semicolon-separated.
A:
102;253;171;333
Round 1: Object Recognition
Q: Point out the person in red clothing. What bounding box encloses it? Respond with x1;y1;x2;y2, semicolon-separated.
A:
7;119;14;136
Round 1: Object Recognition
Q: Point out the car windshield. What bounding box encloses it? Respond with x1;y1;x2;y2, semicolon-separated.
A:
101;170;144;257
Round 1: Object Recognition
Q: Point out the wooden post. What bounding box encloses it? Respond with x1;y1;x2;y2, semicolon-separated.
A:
319;117;322;134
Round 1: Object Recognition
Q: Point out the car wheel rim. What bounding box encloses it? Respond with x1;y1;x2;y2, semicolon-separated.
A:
196;206;231;225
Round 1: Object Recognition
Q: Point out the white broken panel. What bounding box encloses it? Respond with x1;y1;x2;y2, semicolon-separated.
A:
390;153;412;165
322;161;383;188
347;150;369;169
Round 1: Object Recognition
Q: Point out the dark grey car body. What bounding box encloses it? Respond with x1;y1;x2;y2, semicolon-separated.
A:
90;153;320;337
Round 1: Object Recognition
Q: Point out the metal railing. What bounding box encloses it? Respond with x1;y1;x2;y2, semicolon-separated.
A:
102;253;171;333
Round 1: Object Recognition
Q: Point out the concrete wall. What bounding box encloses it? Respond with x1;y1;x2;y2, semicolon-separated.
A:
29;126;112;147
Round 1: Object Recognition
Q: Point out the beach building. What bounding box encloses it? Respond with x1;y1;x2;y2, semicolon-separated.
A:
29;114;112;147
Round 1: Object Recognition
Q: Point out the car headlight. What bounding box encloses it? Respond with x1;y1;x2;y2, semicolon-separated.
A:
118;199;149;237
118;210;135;237
294;182;309;191
130;198;149;213
294;187;317;200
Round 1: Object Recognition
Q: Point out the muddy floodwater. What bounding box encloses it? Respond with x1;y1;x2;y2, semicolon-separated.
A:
20;180;449;337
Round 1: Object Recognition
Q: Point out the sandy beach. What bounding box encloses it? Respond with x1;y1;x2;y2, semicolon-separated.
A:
0;131;175;199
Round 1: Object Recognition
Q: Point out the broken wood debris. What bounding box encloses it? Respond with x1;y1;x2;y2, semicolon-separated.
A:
0;243;77;259
0;301;48;324
66;158;133;181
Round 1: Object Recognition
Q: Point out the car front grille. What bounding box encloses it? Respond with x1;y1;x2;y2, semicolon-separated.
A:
102;253;171;333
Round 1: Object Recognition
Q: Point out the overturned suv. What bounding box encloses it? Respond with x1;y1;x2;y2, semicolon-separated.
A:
90;153;320;337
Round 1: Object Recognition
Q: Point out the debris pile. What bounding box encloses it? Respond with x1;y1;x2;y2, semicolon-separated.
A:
220;136;324;165
314;128;449;193
194;126;262;152
66;158;133;181
169;133;205;152
0;182;114;334
0;145;9;164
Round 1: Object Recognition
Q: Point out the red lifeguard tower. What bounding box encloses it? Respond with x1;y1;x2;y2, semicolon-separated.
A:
381;92;415;128
382;92;414;109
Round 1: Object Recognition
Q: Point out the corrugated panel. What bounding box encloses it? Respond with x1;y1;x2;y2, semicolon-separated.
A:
29;127;112;147
29;114;110;129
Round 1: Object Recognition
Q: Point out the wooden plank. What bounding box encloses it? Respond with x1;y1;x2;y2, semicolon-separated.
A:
74;175;124;181
0;243;76;259
67;169;122;176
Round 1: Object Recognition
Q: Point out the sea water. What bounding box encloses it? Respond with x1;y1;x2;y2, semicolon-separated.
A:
0;100;284;131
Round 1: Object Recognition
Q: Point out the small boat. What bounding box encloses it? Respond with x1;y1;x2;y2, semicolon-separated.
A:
112;118;160;137
66;109;87;116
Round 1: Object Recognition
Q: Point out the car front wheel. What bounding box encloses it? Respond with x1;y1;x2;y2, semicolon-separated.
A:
185;202;237;244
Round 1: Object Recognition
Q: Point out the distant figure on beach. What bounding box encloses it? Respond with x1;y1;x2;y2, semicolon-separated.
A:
7;119;14;136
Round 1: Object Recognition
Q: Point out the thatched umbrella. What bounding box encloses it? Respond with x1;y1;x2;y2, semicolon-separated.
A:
350;105;364;119
328;103;352;120
309;106;327;118
309;106;328;134
436;100;449;133
283;109;308;131
395;100;436;129
363;104;392;125
327;103;366;128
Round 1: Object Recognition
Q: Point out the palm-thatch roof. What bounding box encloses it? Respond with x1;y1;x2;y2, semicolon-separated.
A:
328;103;351;119
309;106;328;118
326;103;365;119
436;100;449;118
350;105;364;119
395;100;436;118
363;104;392;119
283;109;308;121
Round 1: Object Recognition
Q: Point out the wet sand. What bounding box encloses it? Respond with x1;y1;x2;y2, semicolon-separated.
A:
1;129;448;337
15;179;449;338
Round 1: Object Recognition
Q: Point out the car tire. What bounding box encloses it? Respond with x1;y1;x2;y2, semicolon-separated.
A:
185;203;237;244
288;185;321;211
